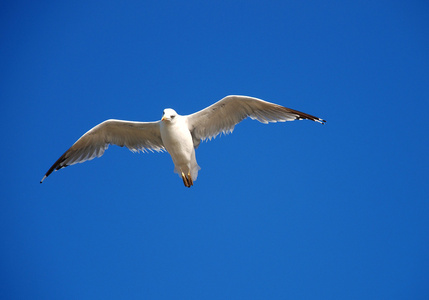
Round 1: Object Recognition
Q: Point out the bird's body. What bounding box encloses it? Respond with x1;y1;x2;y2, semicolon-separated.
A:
160;110;200;187
41;95;325;187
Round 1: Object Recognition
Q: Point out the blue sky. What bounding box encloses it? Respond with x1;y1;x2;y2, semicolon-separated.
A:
1;0;428;299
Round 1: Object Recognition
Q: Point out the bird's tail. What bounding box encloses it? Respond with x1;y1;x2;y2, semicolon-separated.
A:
175;163;200;188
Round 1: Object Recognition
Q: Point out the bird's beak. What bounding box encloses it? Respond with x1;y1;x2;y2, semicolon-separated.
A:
161;116;167;121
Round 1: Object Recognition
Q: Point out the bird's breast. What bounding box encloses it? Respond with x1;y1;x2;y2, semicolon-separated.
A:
160;120;193;155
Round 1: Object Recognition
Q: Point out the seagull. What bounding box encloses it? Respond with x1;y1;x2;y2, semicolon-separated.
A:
40;95;325;187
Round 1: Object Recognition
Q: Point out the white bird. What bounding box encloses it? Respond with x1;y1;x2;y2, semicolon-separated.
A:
41;95;325;187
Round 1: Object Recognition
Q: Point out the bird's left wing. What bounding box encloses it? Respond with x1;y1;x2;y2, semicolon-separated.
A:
41;119;164;183
186;95;325;142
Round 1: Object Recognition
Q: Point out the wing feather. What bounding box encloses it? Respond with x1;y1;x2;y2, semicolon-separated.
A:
41;119;164;182
187;95;325;141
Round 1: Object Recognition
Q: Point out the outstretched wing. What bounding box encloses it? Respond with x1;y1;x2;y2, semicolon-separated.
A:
41;119;164;183
186;95;325;142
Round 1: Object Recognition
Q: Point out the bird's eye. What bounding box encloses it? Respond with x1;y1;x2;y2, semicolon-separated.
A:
171;115;175;119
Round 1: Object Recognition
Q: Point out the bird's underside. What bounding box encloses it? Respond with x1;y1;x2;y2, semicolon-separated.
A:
41;95;325;187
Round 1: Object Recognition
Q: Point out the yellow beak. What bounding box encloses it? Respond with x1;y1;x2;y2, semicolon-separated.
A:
161;116;167;121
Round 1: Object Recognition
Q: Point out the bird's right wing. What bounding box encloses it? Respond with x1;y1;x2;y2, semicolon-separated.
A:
41;119;164;183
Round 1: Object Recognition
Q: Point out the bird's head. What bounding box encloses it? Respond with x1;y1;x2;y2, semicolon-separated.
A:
161;109;178;122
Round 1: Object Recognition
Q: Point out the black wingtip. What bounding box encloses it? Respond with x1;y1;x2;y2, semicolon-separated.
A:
40;175;47;184
314;118;326;125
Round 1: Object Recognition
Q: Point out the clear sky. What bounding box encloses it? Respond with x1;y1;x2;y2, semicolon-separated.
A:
1;1;428;299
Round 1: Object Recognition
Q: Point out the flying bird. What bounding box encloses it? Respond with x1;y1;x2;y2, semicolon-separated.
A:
41;95;325;187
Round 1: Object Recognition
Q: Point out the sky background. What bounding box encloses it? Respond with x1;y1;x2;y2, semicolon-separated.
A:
1;0;429;299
